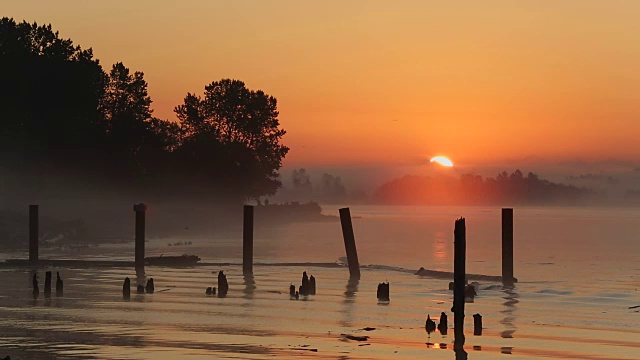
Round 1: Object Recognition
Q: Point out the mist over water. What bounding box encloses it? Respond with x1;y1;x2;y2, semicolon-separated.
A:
1;205;639;359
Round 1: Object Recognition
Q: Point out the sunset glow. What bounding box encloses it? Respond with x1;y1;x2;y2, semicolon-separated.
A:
4;1;640;169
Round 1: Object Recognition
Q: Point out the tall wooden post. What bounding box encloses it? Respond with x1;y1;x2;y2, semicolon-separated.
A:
339;208;360;279
453;217;466;346
243;205;254;274
502;208;514;286
29;205;38;264
134;203;147;273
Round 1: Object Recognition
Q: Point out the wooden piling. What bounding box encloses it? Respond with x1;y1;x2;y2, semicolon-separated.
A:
56;271;63;296
123;277;131;299
44;271;52;297
453;217;466;345
243;205;254;275
473;313;483;335
29;205;38;264
339;208;361;279
133;203;147;274
502;208;514;286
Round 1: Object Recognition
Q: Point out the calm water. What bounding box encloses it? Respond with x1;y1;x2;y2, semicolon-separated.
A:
1;206;639;359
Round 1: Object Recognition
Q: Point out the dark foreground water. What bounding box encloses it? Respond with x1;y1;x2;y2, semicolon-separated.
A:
1;206;639;359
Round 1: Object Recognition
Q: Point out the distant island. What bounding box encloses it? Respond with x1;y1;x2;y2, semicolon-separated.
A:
373;170;594;206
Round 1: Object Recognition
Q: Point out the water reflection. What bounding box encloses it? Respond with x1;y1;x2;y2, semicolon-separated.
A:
341;278;359;328
433;231;448;264
454;333;467;360
500;286;519;339
344;277;358;301
243;274;256;299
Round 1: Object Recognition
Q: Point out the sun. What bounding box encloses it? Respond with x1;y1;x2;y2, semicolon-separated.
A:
430;156;454;167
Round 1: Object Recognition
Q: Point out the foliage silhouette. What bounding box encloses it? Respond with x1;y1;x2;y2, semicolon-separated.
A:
0;18;289;201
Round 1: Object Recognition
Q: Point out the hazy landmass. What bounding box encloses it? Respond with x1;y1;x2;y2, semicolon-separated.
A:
372;170;594;206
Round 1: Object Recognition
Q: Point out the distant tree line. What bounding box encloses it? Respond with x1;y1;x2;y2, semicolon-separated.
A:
0;18;288;202
290;168;354;203
374;170;593;205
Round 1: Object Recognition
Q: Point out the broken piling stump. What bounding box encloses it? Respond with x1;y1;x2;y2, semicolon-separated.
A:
56;272;63;296
301;271;310;295
289;284;295;297
32;273;39;298
145;278;154;294
217;271;228;297
473;313;483;335
123;277;131;299
206;287;212;295
339;208;361;279
44;271;52;298
137;284;145;294
425;314;436;334
376;282;390;301
309;275;316;295
438;312;448;335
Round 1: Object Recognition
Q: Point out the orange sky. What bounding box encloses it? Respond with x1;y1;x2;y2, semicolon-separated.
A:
6;1;640;169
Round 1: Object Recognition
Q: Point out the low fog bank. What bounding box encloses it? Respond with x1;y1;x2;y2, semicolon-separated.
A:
0;170;248;251
272;164;640;207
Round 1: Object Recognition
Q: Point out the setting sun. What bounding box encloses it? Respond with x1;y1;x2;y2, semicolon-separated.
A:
430;156;454;167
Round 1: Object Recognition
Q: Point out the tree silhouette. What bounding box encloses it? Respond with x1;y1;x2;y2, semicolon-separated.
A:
1;18;290;201
99;62;156;177
0;18;105;172
174;79;289;199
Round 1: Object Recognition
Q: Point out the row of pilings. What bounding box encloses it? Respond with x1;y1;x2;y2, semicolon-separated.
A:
22;204;516;350
24;204;515;283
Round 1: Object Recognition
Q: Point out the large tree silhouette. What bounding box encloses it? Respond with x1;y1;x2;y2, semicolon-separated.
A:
174;79;289;199
0;18;105;172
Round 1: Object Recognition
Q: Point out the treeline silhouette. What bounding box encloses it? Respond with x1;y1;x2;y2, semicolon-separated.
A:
0;18;288;204
374;170;593;205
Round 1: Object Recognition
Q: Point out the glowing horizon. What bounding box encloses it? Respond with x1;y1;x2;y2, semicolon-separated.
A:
4;1;640;169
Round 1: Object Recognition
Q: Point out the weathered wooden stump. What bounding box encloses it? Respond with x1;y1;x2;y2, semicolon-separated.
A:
473;313;483;335
123;277;131;299
376;282;390;301
206;287;212;295
438;312;448;335
217;271;228;297
56;272;63;296
145;278;155;294
137;284;145;294
425;314;436;334
32;273;39;298
44;271;52;298
300;271;310;295
309;275;316;295
465;284;477;301
289;284;295;297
